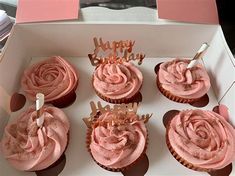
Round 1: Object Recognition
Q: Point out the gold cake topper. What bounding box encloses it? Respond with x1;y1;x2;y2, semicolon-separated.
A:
88;37;145;66
83;101;152;128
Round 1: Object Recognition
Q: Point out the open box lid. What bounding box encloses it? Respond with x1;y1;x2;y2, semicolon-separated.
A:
15;0;80;23
157;0;219;24
15;0;219;24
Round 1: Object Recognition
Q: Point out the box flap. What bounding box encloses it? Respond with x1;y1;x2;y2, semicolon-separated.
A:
157;0;219;24
16;0;80;23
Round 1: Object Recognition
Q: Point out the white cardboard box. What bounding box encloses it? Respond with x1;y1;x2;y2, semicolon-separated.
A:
0;7;234;176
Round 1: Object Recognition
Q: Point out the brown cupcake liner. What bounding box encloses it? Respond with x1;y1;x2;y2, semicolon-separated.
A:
86;127;148;172
92;76;142;104
49;81;78;108
64;132;70;152
156;74;201;104
165;123;214;172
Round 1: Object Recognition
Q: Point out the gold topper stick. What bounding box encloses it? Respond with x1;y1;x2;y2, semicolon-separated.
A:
90;101;98;117
141;113;152;123
83;117;92;128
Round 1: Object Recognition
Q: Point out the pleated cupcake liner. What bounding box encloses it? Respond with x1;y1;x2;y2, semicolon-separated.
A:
94;87;142;104
92;76;142;104
165;122;214;173
156;75;200;104
49;81;78;108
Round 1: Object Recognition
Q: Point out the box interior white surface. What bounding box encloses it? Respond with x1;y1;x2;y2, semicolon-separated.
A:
0;22;235;176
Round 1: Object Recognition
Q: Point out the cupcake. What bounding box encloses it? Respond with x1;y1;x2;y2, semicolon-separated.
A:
84;102;150;171
21;56;78;107
89;37;145;104
156;58;210;103
166;109;235;172
0;105;70;171
92;61;143;104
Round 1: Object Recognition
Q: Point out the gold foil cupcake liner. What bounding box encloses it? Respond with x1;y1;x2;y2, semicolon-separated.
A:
86;127;148;172
165;123;213;173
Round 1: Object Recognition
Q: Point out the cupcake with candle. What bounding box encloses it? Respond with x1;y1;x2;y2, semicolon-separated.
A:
21;56;78;108
156;43;211;103
89;37;145;104
166;109;235;172
0;94;70;171
83;101;150;171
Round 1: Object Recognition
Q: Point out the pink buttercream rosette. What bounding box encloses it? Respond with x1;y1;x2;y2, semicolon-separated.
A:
92;62;143;104
0;105;70;171
157;59;210;103
86;111;148;172
166;109;235;172
21;56;78;103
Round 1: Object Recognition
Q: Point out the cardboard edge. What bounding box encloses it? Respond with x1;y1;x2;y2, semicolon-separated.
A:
217;26;235;67
156;0;219;24
219;81;235;126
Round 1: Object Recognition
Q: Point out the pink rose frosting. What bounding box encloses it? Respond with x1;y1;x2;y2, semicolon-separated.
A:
158;59;210;99
21;56;78;102
90;112;147;169
168;109;235;170
0;105;69;171
93;62;143;99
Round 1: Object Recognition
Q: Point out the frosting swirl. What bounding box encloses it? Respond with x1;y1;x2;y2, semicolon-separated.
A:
90;112;147;168
158;59;210;99
168;109;235;170
21;56;78;102
93;62;143;99
0;106;69;171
